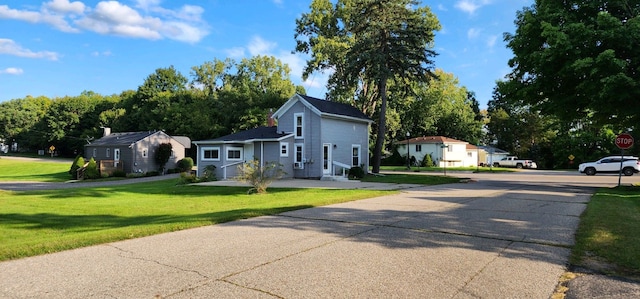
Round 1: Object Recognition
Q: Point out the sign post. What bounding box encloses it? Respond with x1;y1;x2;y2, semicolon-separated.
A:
615;133;634;186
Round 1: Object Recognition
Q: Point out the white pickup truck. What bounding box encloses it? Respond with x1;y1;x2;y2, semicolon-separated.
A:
492;156;537;169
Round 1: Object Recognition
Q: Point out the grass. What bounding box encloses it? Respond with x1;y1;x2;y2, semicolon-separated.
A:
378;165;515;173
571;186;640;278
361;173;463;185
0;179;395;261
0;158;70;182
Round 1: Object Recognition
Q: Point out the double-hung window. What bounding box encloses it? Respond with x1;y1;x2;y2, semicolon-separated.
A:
227;147;242;161
202;147;220;161
294;113;304;138
280;142;289;157
352;145;361;167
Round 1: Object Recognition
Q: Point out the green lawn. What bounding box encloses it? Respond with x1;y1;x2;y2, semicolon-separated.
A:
378;165;515;173
0;158;70;182
571;186;640;278
361;173;462;184
0;179;395;261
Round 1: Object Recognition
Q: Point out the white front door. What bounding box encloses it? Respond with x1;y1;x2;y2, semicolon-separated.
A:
323;143;332;175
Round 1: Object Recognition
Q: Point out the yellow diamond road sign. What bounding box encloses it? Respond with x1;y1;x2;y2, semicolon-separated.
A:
568;155;575;161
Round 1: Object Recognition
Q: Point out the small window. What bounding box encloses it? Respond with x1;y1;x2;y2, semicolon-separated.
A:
352;145;361;166
106;148;110;158
92;148;97;157
294;113;304;138
295;144;304;163
227;147;242;161
447;145;453;152
171;150;175;158
142;149;148;157
467;152;472;157
415;144;422;152
280;142;289;157
202;147;220;161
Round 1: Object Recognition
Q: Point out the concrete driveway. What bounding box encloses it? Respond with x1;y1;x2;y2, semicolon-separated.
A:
0;170;636;298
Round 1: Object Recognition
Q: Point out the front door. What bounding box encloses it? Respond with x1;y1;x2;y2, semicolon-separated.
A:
114;148;120;166
323;143;332;175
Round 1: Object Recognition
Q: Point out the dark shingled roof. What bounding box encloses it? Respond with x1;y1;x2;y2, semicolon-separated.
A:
208;126;289;142
87;131;157;146
298;94;371;121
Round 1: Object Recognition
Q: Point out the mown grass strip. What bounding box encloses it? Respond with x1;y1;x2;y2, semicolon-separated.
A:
571;186;640;278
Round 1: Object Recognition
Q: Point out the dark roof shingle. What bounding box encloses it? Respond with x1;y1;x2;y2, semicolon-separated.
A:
298;94;371;120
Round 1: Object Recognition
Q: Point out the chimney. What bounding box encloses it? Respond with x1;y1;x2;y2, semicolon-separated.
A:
102;127;111;137
267;109;275;127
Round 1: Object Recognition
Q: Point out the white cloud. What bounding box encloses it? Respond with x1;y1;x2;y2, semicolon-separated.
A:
0;67;24;75
487;35;498;48
455;0;492;15
467;28;482;39
44;0;86;15
437;4;448;11
0;4;78;32
247;36;277;56
0;39;59;60
225;47;245;59
91;50;112;57
0;1;209;43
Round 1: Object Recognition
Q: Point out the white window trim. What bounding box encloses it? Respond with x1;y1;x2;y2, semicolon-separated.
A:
294;113;304;138
201;146;221;161
226;146;243;161
106;148;110;158
92;148;97;157
280;142;289;157
294;143;304;169
142;149;148;158
352;144;361;167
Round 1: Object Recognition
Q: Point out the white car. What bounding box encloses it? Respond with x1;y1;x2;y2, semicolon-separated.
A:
578;156;640;176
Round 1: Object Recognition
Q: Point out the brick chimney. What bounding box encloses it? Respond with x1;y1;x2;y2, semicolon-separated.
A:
267;109;275;127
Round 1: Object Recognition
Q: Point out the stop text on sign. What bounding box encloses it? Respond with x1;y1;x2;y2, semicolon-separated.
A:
615;133;634;149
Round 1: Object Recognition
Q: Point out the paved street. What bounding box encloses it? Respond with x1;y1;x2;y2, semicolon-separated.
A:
0;169;639;298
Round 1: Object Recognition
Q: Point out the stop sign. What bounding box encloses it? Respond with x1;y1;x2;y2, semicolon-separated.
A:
615;133;634;149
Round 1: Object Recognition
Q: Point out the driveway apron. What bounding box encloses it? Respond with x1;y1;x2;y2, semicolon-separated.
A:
0;177;591;298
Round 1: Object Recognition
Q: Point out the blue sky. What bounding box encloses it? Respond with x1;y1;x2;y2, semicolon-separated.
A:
0;0;533;108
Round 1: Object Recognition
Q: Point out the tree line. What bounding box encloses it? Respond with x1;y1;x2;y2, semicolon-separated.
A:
2;0;635;170
0;54;481;161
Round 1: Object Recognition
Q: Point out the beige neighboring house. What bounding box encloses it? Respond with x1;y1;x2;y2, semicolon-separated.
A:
84;128;191;174
397;136;480;167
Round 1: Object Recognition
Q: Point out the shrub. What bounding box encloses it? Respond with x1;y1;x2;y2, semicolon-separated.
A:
235;159;285;194
200;165;217;182
84;157;100;179
348;166;365;179
177;157;194;173
69;155;85;179
145;171;160;177
178;172;199;185
422;154;434;167
112;170;126;177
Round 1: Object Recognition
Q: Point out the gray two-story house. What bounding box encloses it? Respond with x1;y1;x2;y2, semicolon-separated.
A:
193;94;372;180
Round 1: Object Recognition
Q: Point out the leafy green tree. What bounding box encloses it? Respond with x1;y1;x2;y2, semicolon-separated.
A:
295;0;441;173
504;1;640;129
154;143;173;173
487;81;557;166
0;96;52;151
398;69;483;144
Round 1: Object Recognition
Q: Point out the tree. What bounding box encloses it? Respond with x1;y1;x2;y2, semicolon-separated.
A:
399;69;483;144
154;143;173;173
504;1;640;129
295;0;441;173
